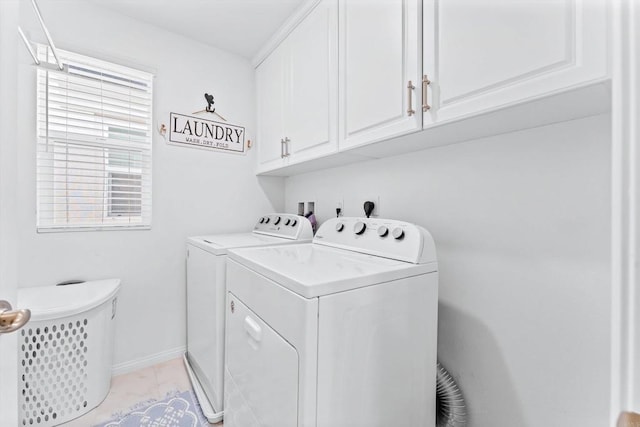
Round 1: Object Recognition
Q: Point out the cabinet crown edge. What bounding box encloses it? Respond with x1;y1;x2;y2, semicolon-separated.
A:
251;0;323;68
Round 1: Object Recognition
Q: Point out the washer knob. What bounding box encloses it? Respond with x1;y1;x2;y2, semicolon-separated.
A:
274;216;281;225
354;222;366;235
336;222;344;232
264;217;270;224
285;218;291;226
290;219;297;227
377;226;389;237
392;227;405;240
259;217;265;224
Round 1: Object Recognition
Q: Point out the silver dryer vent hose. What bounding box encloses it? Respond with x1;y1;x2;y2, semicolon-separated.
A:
436;362;467;427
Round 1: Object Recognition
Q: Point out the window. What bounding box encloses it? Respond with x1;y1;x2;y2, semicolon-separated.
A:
36;46;153;231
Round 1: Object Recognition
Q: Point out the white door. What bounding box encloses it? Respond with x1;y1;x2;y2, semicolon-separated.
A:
612;0;640;420
285;0;338;163
339;0;422;150
0;1;21;425
0;296;19;426
256;42;287;173
225;293;298;427
423;0;609;124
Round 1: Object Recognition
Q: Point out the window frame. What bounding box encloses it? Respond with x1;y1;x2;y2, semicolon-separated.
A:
35;45;153;232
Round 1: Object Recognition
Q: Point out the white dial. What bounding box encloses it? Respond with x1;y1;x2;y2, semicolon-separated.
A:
392;227;405;240
336;222;345;232
378;226;389;237
354;222;366;235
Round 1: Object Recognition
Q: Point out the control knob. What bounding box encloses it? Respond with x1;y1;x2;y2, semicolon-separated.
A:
285;218;291;226
264;217;270;224
392;227;405;240
259;217;265;224
354;221;366;235
290;219;297;227
274;216;281;225
336;222;344;232
377;226;389;237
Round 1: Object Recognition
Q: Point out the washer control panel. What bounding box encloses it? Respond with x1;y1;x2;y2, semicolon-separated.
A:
314;217;436;264
253;213;313;240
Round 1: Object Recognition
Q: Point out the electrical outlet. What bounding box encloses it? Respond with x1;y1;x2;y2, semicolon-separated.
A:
307;201;315;214
363;196;380;217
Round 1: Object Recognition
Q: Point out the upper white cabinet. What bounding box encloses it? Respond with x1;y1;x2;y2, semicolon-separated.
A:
256;44;287;172
338;0;422;150
256;0;338;174
422;0;609;124
287;0;338;162
254;0;610;176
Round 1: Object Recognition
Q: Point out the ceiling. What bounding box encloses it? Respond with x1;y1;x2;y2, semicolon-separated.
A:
88;0;306;59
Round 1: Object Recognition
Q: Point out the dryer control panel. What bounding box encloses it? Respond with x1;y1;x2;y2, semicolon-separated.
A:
313;217;436;264
253;213;313;240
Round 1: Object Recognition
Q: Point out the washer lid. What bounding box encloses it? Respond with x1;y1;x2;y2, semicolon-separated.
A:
188;233;309;256
228;244;437;298
18;279;121;321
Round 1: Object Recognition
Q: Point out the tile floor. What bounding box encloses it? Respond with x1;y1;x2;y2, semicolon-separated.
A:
60;357;221;426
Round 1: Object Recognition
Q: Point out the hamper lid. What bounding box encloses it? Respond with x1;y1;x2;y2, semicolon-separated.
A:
18;279;121;321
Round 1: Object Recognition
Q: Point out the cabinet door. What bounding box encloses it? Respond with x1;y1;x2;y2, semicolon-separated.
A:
339;0;422;150
256;43;287;172
423;0;609;125
286;0;338;163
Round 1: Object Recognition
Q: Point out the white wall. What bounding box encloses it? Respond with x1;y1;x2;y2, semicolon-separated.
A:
285;114;611;427
11;3;613;424
16;1;284;368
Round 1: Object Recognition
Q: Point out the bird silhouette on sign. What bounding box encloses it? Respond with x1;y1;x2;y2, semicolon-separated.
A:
192;92;227;121
204;93;215;113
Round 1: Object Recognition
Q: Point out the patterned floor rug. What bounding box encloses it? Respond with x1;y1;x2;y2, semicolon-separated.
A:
94;390;211;427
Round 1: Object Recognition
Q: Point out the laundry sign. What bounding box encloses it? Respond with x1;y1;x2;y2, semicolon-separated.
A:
169;112;245;154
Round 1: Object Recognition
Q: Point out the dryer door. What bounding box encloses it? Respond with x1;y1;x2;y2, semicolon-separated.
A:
225;293;299;427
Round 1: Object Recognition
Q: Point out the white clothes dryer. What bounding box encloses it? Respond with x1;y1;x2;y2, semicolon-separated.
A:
184;214;313;423
224;217;439;427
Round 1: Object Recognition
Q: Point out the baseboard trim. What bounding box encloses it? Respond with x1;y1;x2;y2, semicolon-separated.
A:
111;346;186;376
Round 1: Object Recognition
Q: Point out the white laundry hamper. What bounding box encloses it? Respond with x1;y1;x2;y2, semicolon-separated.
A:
17;279;121;426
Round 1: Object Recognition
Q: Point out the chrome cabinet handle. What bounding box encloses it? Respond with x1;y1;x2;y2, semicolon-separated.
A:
422;75;431;112
407;81;415;116
280;138;285;159
284;137;290;157
0;300;30;334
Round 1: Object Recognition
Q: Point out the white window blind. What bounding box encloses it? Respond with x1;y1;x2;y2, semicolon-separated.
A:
36;46;153;231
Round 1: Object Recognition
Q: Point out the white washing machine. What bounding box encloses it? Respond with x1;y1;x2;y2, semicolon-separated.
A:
185;214;313;423
224;217;439;427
